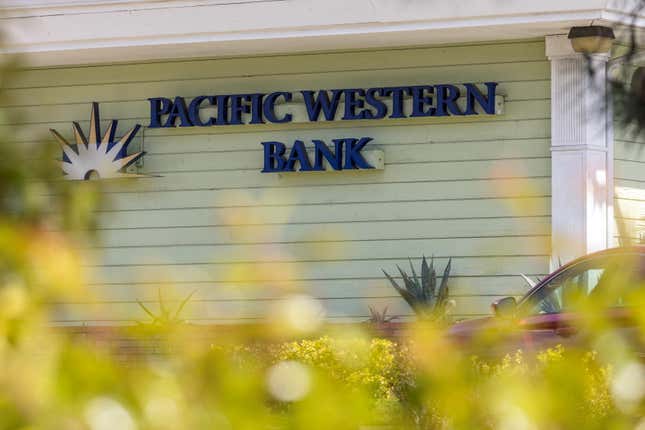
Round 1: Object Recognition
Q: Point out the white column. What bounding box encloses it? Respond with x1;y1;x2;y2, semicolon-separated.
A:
546;34;614;268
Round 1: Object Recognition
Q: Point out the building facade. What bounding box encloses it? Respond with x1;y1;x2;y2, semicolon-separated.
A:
0;1;643;324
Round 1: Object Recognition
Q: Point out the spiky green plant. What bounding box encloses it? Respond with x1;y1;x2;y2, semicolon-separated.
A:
137;288;196;328
519;257;564;315
382;256;452;321
367;306;398;324
519;273;559;314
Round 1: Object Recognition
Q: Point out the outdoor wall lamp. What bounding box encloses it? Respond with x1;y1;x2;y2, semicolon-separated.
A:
568;26;615;54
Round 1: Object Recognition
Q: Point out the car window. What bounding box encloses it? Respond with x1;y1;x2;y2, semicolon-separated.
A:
524;253;644;315
527;265;606;315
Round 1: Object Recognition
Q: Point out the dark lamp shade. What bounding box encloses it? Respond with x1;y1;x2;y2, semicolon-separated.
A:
568;26;615;54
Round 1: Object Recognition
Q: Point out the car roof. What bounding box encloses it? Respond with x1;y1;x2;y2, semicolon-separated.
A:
556;246;644;268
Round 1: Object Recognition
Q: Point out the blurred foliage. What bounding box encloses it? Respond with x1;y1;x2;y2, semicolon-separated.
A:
277;336;413;418
610;1;645;141
611;65;645;137
0;61;101;233
0;60;101;341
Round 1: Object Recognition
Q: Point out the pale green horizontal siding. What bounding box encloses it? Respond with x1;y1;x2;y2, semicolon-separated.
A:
614;135;645;245
6;40;552;324
98;197;549;230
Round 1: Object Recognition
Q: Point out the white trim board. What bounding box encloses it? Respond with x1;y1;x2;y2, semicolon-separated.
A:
0;0;636;66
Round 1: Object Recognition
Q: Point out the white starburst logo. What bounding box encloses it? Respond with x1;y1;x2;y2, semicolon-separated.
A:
50;103;145;180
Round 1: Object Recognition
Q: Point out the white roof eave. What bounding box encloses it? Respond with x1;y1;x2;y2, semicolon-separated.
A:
0;0;640;67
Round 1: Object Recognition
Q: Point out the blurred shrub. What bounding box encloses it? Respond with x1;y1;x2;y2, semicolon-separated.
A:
277;336;414;416
471;346;614;423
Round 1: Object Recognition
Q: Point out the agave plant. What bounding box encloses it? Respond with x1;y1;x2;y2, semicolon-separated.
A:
366;306;398;324
519;271;561;315
137;288;196;328
382;256;452;321
519;256;563;314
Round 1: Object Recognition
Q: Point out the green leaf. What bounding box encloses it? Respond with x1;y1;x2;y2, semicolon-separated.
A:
383;269;418;310
421;255;431;302
174;290;197;320
436;258;452;309
396;265;411;290
409;258;420;293
158;288;170;321
383;269;403;291
137;300;157;320
427;255;437;308
519;273;536;288
397;265;418;298
368;306;378;321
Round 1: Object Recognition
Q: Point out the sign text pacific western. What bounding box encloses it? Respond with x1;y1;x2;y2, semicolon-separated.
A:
147;83;498;128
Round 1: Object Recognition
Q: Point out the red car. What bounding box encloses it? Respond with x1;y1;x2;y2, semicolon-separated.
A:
448;246;645;356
